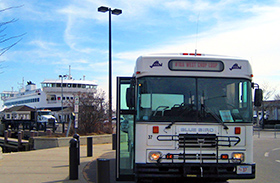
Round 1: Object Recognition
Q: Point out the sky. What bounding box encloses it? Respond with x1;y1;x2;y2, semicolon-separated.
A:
0;0;280;108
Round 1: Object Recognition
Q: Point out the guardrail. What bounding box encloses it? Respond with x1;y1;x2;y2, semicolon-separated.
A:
0;130;29;152
274;124;280;138
253;125;280;138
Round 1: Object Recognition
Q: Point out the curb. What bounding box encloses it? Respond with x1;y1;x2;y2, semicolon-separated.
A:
32;134;112;150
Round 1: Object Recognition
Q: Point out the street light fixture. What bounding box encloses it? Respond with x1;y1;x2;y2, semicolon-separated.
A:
59;74;67;123
98;6;122;133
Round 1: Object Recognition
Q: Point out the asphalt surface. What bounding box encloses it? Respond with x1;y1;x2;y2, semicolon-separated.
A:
0;129;279;183
0;143;114;183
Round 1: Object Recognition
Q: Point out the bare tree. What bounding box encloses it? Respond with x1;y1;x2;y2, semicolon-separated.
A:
261;82;276;101
0;5;25;73
274;94;280;100
65;89;109;135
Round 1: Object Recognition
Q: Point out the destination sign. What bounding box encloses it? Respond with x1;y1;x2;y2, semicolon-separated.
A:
169;60;224;72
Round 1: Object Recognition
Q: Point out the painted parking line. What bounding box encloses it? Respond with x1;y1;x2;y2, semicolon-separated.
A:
264;152;269;157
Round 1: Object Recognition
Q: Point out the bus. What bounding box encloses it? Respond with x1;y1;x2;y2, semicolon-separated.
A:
116;53;262;182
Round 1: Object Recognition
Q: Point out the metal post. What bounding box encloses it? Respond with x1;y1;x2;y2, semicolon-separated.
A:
87;137;93;157
4;130;8;153
98;6;122;134
62;122;65;133
8;129;11;137
53;120;56;133
73;134;80;165
30;130;35;138
69;138;78;180
97;158;110;183
18;131;22;151
4;130;8;144
108;8;113;134
46;129;51;136
112;134;116;150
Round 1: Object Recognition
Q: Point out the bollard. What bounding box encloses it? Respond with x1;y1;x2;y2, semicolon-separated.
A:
4;130;8;144
53;121;56;133
46;129;52;136
8;129;12;138
69;138;79;180
4;130;8;153
97;158;110;183
62;122;65;133
18;131;22;151
87;137;93;157
30;130;35;138
44;122;47;132
73;134;80;165
112;134;116;150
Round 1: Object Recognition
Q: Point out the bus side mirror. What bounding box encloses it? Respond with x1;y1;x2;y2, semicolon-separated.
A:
254;89;263;107
126;87;135;108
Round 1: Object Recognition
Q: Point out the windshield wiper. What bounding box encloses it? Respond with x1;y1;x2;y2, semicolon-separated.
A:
204;106;229;130
164;121;175;133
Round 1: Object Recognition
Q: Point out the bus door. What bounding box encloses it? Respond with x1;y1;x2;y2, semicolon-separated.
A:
116;77;135;181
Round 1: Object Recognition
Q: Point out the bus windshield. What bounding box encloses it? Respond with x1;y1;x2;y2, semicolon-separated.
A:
136;77;252;123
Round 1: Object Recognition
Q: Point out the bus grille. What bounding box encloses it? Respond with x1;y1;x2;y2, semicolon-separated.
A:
178;134;217;148
178;153;216;160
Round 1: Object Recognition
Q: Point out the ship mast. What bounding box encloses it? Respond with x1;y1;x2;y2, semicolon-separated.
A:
68;65;72;80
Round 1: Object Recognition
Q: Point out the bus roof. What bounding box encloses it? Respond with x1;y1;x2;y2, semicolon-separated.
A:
134;53;253;80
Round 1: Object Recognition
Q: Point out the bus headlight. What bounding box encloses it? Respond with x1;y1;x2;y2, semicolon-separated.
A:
148;151;162;161
232;152;244;163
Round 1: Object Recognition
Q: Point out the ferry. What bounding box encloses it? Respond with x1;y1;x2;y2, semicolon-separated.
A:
1;75;97;111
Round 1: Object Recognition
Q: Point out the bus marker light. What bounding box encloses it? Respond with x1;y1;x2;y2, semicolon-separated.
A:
166;154;173;159
153;126;159;133
221;154;229;160
182;53;202;56
235;127;241;134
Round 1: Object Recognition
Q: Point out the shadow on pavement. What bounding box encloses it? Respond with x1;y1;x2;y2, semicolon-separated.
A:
83;151;117;183
83;151;228;183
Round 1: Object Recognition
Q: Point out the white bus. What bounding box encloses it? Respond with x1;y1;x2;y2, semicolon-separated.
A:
116;53;262;182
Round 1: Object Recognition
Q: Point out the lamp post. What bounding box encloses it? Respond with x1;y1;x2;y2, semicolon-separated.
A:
59;74;67;123
98;6;122;133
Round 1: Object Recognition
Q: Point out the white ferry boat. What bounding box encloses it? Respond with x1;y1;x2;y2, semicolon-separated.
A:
1;75;97;111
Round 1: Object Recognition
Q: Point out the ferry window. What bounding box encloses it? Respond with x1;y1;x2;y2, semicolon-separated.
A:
82;85;86;88
47;95;56;101
73;84;77;88
78;84;81;88
68;84;72;88
51;83;55;87
63;83;66;87
57;83;61;87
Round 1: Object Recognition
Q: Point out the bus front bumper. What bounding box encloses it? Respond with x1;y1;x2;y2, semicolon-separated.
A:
135;163;255;180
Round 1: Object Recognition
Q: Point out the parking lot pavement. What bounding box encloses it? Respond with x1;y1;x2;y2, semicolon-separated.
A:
0;143;113;183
